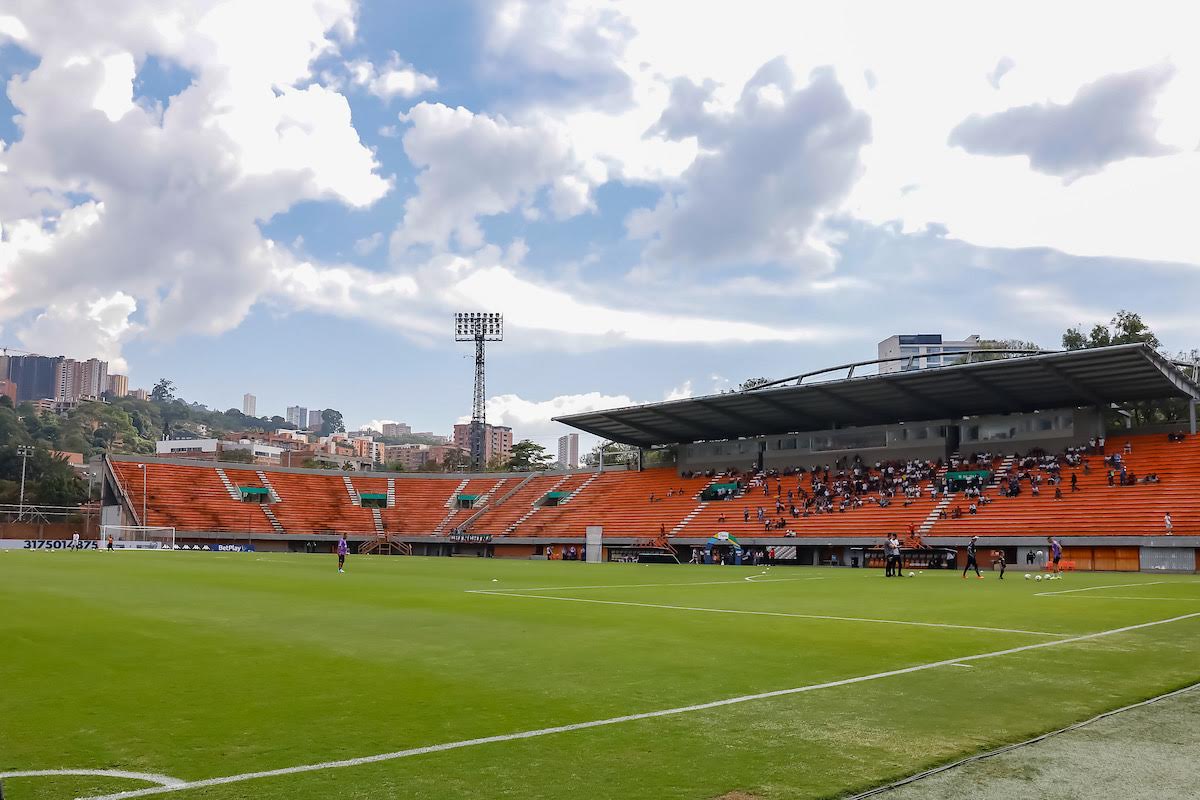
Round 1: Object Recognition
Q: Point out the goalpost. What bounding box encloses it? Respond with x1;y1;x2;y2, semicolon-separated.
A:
100;525;177;550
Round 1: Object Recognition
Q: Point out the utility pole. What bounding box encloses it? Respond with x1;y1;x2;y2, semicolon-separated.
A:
16;445;33;521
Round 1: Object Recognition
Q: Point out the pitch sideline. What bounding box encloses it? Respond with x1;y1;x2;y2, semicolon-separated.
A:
469;589;1067;637
76;611;1200;800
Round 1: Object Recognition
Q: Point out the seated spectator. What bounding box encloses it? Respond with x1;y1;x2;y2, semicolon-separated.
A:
1054;486;1063;500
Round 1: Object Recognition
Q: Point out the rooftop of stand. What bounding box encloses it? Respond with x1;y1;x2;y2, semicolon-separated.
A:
555;344;1200;448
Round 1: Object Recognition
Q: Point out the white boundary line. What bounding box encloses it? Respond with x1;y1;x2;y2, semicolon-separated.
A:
77;611;1200;800
486;577;821;592
0;768;183;786
1045;595;1200;602
1035;581;1165;597
468;590;1067;637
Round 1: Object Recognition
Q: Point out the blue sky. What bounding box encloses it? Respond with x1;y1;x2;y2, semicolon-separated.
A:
1;1;1198;449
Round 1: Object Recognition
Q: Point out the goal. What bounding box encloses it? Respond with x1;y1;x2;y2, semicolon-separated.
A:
100;525;177;550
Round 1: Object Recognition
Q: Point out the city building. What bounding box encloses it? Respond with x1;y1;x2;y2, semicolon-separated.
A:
155;438;219;459
381;422;411;437
876;334;982;374
557;433;579;469
242;393;256;417
452;423;513;465
129;388;149;401
107;374;129;398
285;405;308;428
0;379;17;405
3;354;62;402
54;357;108;401
308;409;324;430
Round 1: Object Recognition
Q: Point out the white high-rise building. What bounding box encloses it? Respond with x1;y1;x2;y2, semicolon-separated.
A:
286;405;308;428
308;409;324;430
877;334;982;374
243;393;256;417
557;433;579;469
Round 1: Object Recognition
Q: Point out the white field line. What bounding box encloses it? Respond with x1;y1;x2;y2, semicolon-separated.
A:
78;611;1200;800
468;590;1066;637
1044;595;1200;602
488;577;822;592
0;768;183;786
1036;581;1165;597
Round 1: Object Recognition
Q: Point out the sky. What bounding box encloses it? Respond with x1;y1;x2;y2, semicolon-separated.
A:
1;1;1199;451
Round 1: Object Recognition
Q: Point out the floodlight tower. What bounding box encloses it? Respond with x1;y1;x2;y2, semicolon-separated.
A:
454;312;504;470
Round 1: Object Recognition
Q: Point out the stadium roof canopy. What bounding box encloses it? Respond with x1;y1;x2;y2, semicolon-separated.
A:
555;344;1200;448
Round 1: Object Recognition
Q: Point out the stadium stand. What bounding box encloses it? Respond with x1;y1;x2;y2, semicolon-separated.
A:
96;346;1199;570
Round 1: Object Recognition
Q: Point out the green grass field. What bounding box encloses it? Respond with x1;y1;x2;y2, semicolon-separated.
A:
2;552;1199;800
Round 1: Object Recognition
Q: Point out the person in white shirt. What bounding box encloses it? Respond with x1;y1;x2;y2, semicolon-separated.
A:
1164;512;1173;535
71;531;81;548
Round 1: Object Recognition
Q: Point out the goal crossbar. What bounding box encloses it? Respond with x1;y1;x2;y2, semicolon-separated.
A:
100;525;176;549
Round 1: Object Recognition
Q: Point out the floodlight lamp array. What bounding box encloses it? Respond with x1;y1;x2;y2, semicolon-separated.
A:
454;312;504;341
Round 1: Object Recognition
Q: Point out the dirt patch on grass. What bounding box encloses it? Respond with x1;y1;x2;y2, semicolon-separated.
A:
714;793;764;800
871;684;1200;800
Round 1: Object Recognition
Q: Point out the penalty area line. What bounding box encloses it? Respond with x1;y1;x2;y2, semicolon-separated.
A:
77;610;1200;800
469;590;1067;637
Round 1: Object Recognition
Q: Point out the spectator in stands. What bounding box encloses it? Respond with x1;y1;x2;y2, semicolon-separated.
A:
743;508;750;523
1071;473;1079;492
1165;512;1173;535
1108;469;1116;487
1054;486;1063;500
1124;441;1132;455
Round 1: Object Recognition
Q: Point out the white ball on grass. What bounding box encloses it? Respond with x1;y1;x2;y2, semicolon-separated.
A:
908;571;915;577
1024;574;1031;580
1035;575;1043;582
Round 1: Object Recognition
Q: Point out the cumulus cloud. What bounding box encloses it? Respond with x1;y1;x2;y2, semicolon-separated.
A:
0;0;390;362
391;102;606;252
630;60;871;269
483;0;634;108
949;63;1177;182
347;53;437;101
16;292;140;372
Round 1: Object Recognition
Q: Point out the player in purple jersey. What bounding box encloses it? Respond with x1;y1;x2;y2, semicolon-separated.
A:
337;533;348;573
1048;537;1063;574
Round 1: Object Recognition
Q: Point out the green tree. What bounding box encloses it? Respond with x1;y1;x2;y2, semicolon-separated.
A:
442;448;469;472
219;448;256;464
506;440;553;471
150;378;176;403
1063;310;1159;351
583;441;638;467
738;377;771;391
320;408;345;436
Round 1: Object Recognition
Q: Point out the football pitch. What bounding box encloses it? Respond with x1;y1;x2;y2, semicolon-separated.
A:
3;553;1199;800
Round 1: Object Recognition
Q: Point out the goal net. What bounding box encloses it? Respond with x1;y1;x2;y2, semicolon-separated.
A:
100;525;177;550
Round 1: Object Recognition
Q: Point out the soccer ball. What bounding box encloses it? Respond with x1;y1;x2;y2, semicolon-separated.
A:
1035;575;1043;582
908;571;915;577
1037;550;1044;556
1024;574;1031;580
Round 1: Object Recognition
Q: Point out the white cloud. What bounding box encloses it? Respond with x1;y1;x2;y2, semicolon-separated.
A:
392;102;606;252
0;0;390;361
949;64;1177;182
0;14;28;41
353;231;384;256
17;292;139;372
347;53;437;101
631;61;870;270
446;264;846;344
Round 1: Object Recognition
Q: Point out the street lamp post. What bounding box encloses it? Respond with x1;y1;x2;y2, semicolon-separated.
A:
16;445;33;521
136;463;147;525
